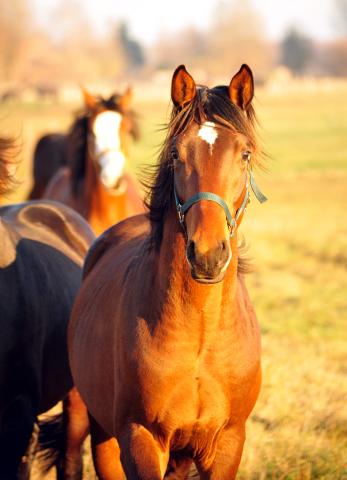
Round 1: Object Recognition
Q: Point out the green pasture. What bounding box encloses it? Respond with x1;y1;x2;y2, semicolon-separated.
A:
1;85;346;479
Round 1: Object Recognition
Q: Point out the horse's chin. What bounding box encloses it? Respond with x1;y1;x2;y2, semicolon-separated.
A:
190;270;226;285
101;176;127;195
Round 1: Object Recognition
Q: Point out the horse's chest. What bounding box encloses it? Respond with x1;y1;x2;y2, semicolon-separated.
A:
127;327;260;433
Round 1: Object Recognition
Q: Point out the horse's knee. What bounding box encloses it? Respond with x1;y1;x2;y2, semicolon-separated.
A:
119;424;168;480
0;395;36;480
62;387;90;444
55;388;90;480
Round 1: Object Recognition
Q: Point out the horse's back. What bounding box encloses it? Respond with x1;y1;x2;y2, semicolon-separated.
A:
0;200;95;265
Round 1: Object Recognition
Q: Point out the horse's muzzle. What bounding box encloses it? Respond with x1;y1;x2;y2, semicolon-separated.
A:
186;238;231;284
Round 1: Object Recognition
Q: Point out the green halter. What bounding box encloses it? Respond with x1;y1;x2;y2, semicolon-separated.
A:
174;163;267;241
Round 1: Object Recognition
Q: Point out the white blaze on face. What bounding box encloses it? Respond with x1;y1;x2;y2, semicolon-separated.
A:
198;121;218;154
93;111;126;189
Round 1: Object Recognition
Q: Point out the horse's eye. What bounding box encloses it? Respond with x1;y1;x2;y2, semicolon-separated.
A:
171;150;179;162
242;151;251;162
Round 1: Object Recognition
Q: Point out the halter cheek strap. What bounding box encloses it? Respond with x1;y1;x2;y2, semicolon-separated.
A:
248;168;268;204
174;163;267;241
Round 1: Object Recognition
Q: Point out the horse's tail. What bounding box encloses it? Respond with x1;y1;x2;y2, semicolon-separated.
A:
37;413;63;475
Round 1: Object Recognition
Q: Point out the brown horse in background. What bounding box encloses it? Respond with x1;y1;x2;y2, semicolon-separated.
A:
68;64;267;479
38;88;145;478
0;137;95;480
44;88;144;236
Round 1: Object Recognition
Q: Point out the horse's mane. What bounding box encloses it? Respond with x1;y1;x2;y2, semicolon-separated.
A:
142;85;266;274
68;94;140;197
0;137;18;197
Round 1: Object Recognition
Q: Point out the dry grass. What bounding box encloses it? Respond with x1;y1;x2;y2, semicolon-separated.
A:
237;173;347;478
1;84;346;479
236;87;347;479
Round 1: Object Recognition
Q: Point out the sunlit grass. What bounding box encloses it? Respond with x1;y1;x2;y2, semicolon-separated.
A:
236;88;347;479
1;84;347;479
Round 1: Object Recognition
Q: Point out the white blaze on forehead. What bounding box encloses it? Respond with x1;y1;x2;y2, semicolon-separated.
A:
198;121;218;153
93;111;125;189
93;111;122;151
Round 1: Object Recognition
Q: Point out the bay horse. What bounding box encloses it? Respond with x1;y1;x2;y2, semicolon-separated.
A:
68;64;267;479
44;88;144;236
0;137;95;480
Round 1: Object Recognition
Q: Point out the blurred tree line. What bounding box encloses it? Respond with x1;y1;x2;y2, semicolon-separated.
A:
0;0;145;93
152;0;347;80
0;0;346;96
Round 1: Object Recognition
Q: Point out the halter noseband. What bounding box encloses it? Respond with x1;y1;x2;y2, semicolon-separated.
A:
174;162;267;241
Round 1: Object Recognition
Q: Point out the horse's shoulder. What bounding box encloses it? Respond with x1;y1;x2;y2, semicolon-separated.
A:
83;214;149;278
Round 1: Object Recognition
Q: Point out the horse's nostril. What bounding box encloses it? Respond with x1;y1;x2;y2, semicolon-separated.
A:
186;237;231;278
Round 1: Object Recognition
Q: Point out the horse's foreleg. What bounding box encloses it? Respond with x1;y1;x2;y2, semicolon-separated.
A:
119;424;169;480
0;395;36;480
58;387;89;480
89;413;125;480
195;425;246;480
17;422;39;480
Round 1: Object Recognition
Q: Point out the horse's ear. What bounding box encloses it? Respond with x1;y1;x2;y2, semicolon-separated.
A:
229;64;254;112
118;87;133;111
81;88;99;110
171;65;196;109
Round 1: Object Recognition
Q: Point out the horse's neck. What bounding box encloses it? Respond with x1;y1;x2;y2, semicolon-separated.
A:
79;153;108;221
156;213;239;322
83;152;99;202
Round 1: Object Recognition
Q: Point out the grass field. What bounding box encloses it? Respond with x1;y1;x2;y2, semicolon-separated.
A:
1;82;347;479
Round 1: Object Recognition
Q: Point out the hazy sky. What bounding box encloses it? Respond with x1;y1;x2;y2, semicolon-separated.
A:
31;0;340;46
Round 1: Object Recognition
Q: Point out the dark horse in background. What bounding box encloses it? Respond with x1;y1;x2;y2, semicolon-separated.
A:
0;137;95;479
43;87;144;236
68;64;267;479
28;133;68;200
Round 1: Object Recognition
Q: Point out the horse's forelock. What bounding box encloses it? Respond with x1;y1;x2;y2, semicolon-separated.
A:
99;97;140;141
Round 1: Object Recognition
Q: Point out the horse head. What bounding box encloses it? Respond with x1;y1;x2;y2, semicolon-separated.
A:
82;88;136;191
170;65;266;284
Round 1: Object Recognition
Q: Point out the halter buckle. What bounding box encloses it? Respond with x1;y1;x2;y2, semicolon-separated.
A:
177;204;185;224
228;218;237;238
